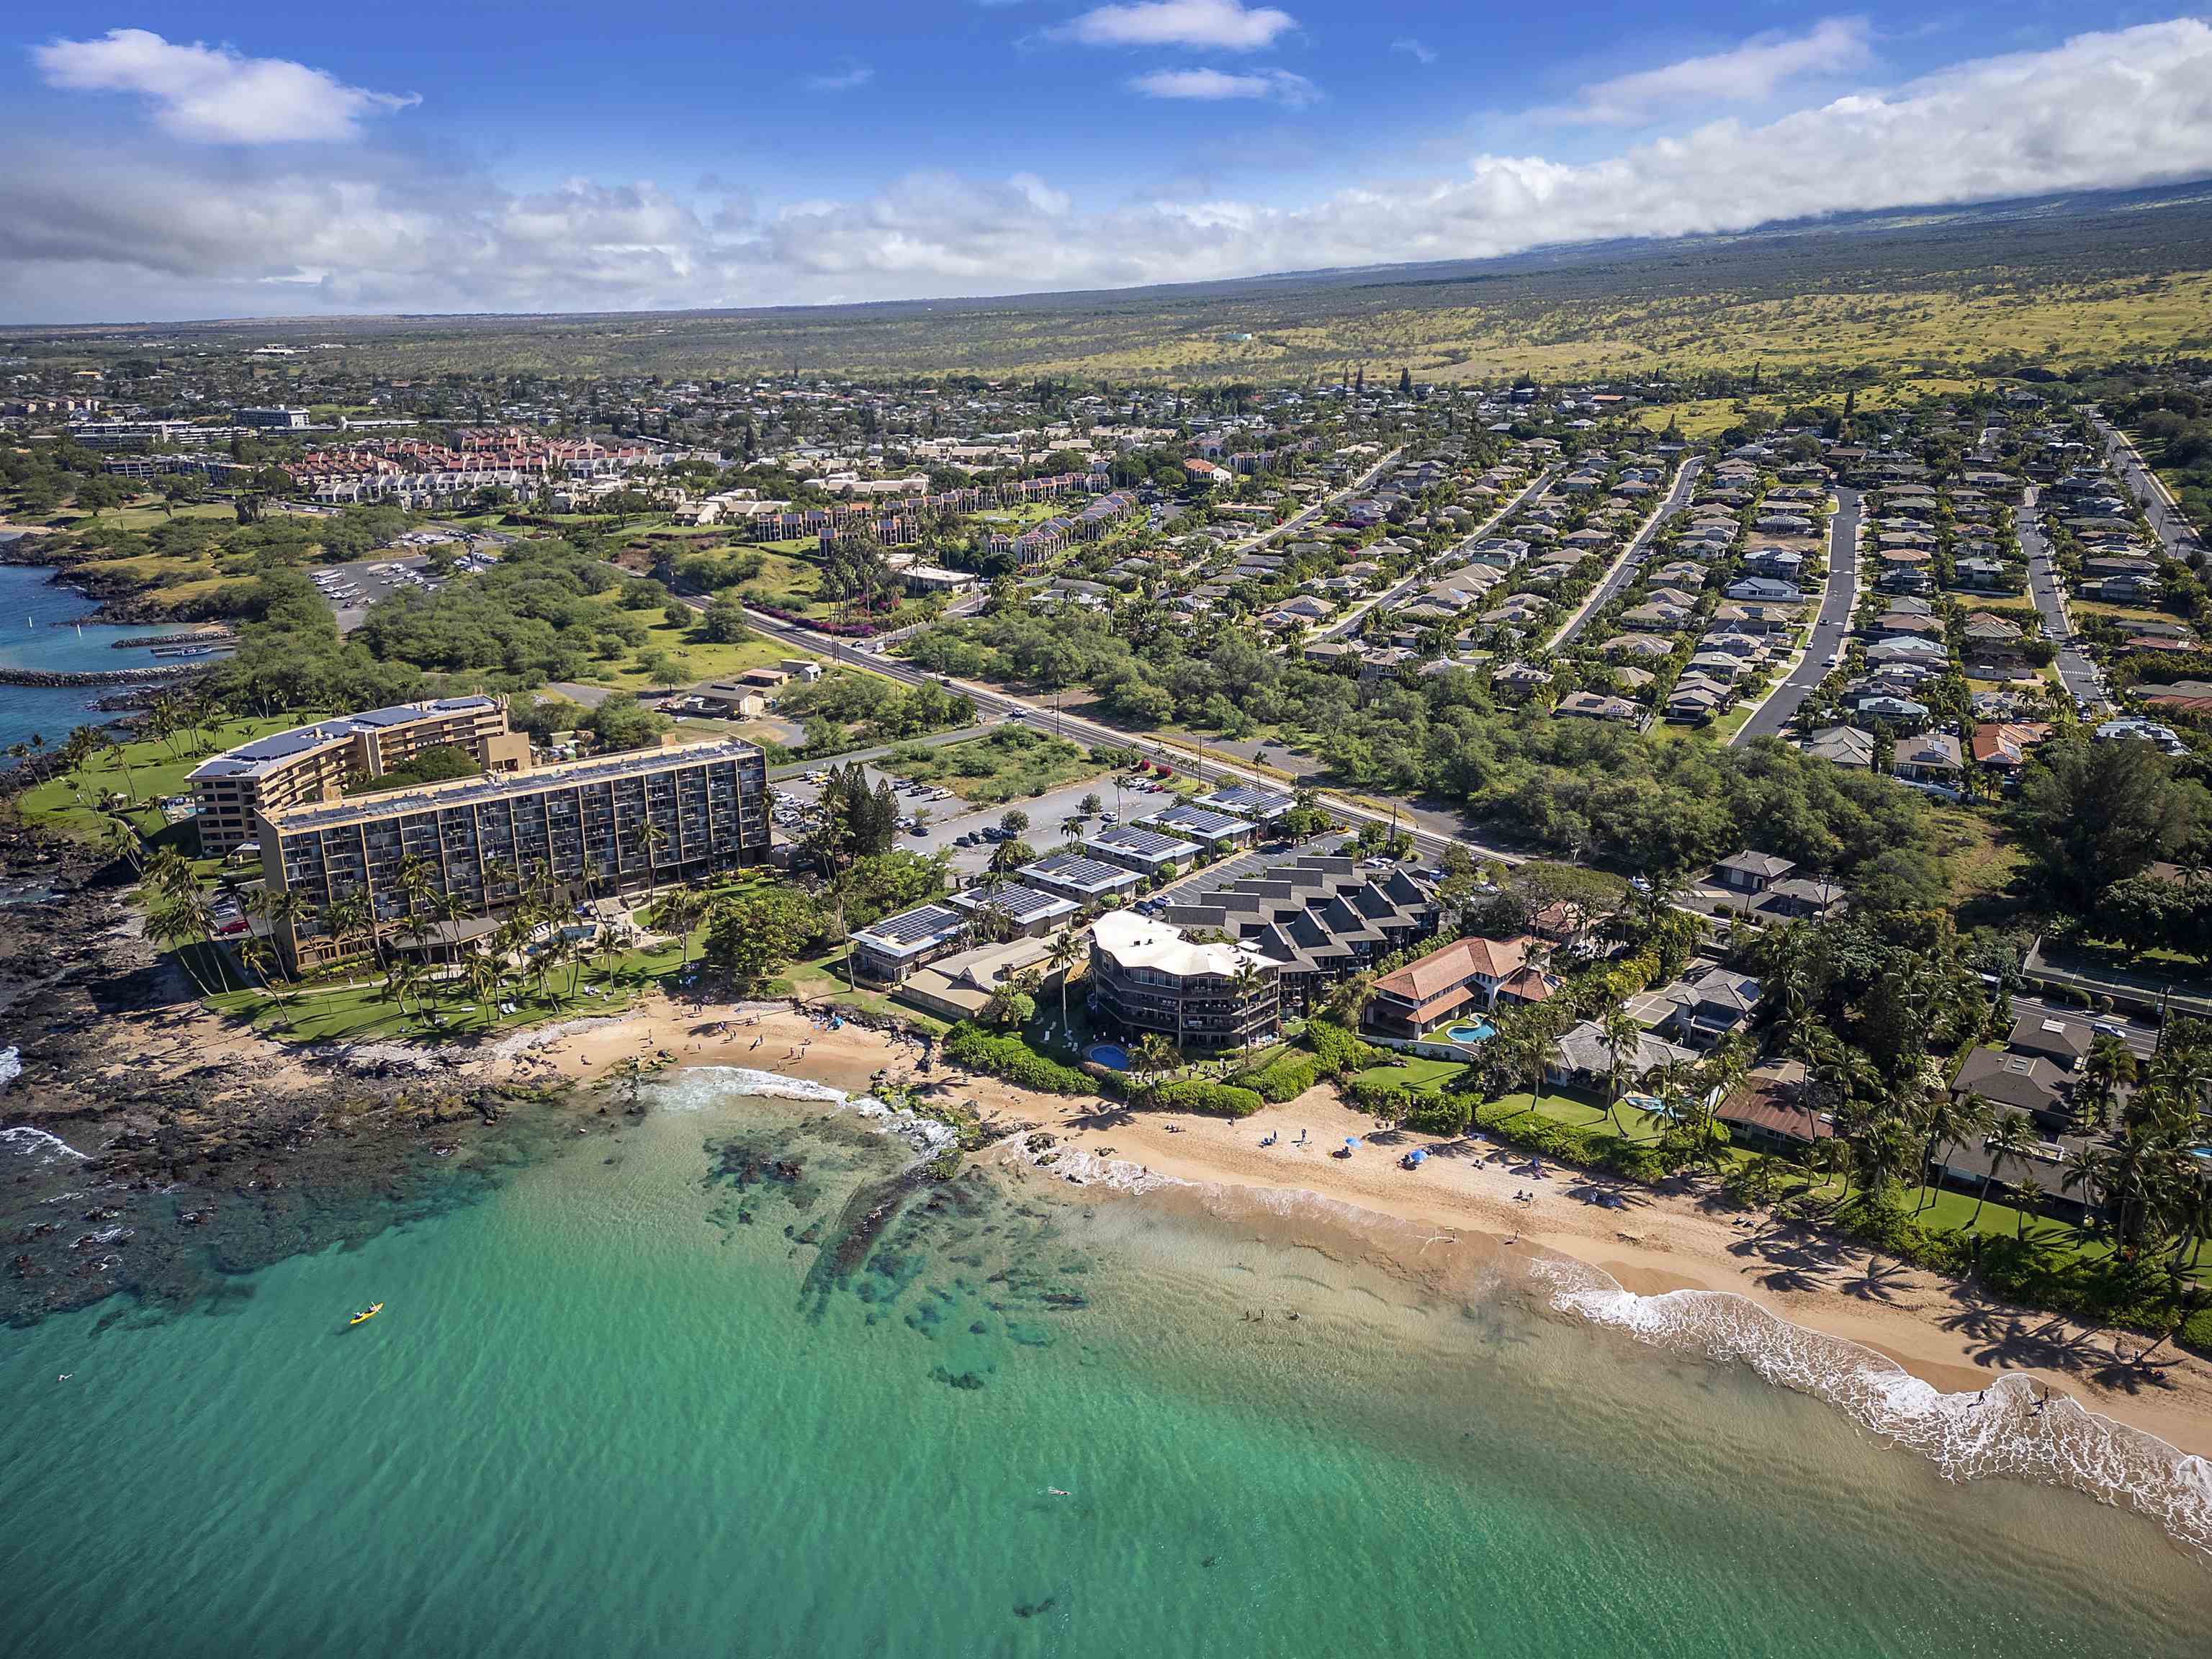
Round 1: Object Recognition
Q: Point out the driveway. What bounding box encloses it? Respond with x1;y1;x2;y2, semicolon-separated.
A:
1735;485;1861;744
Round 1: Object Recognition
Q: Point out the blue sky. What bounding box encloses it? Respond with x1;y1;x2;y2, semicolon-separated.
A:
3;3;2210;320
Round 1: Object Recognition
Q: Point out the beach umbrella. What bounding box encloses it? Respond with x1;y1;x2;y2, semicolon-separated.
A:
1344;1136;1362;1148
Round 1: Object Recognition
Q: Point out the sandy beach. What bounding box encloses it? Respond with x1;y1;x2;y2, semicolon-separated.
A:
496;994;2212;1461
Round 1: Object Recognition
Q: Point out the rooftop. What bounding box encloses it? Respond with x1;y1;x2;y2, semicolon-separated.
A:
190;697;504;782
1091;909;1280;979
259;739;763;832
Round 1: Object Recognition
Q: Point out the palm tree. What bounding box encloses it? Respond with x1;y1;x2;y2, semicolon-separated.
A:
1045;930;1083;1031
1228;958;1269;1051
1321;970;1377;1031
101;814;144;875
148;897;217;997
1971;1111;2038;1231
1600;1003;1642;1134
464;953;503;1015
2060;1144;2106;1235
1130;1032;1179;1089
2081;1035;2137;1131
1915;1090;1992;1214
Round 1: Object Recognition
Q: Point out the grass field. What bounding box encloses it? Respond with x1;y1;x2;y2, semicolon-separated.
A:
881;727;1108;804
208;932;696;1043
17;713;303;842
577;594;811;693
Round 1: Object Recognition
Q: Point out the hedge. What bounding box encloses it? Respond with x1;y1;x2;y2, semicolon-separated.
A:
1346;1073;1413;1117
1405;1093;1473;1136
1473;1098;1668;1182
1305;1019;1382;1077
1233;1048;1318;1102
1141;1079;1264;1119
943;1024;1098;1095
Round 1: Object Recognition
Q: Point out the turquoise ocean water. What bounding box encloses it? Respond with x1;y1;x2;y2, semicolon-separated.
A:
3;1068;2209;1658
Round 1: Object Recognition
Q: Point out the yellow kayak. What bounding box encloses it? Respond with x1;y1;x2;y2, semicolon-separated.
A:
349;1302;384;1326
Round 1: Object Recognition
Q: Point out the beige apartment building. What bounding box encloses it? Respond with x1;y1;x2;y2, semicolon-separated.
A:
188;696;531;856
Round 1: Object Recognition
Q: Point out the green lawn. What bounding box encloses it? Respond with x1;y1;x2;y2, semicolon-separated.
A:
577;595;813;693
208;932;696;1043
17;713;305;843
881;726;1109;805
1359;1053;1474;1094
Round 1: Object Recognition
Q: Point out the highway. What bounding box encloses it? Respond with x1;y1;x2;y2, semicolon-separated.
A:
691;590;1522;866
1545;456;1705;652
2017;486;2109;711
1733;486;1861;745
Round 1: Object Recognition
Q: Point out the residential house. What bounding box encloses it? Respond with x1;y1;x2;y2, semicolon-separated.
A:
1710;850;1795;894
1802;726;1876;768
1362;933;1548;1040
1892;732;1964;787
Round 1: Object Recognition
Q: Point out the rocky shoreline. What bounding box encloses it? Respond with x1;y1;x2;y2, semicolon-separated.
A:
0;814;560;1325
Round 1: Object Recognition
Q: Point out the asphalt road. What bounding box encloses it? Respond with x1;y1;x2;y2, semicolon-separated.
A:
2090;413;2203;560
2017;487;2108;711
1546;455;1705;651
1321;464;1558;642
1734;485;1861;745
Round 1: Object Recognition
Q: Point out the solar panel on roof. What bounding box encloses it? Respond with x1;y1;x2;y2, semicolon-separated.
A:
862;904;965;945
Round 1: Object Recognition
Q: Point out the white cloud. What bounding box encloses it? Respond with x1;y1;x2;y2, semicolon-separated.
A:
1058;1;1298;52
804;62;874;92
1129;67;1318;105
32;28;416;143
7;19;2212;320
1390;38;1437;66
1545;17;1874;125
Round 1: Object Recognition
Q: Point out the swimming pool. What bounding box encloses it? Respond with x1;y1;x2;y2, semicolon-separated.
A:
1085;1043;1133;1071
1444;1022;1496;1046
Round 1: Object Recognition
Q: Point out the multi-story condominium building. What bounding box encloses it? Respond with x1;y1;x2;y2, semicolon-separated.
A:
1087;911;1282;1050
189;696;531;857
256;739;769;971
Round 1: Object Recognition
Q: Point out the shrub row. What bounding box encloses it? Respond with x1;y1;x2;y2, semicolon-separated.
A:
1472;1099;1669;1182
943;1024;1096;1094
1143;1079;1264;1119
1233;1048;1318;1102
1305;1019;1382;1076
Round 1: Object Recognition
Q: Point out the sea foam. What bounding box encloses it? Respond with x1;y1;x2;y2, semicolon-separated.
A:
1;1124;86;1164
1529;1254;2212;1557
652;1065;957;1155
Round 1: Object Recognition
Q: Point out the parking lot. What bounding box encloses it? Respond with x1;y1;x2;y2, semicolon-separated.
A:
772;761;1176;881
312;542;500;631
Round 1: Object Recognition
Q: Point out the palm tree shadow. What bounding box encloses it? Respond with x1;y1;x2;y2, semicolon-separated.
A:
1843;1256;1910;1303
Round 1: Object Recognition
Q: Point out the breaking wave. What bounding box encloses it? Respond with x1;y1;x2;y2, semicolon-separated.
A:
1;1124;85;1164
1530;1254;2212;1557
650;1065;956;1155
